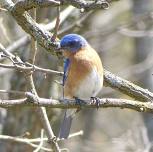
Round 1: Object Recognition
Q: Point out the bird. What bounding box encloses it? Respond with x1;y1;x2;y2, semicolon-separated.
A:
58;34;103;139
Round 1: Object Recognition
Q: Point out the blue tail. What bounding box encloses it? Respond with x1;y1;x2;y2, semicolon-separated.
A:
59;110;75;139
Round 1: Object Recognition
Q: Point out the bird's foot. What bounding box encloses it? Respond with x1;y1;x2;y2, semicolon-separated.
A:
90;97;101;109
74;97;86;112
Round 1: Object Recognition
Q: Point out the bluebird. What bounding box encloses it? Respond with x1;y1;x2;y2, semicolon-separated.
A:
58;34;103;139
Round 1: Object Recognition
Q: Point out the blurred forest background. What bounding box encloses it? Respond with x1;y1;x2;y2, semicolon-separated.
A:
1;0;153;151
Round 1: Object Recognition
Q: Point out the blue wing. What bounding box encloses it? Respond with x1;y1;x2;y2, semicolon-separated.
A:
63;58;70;86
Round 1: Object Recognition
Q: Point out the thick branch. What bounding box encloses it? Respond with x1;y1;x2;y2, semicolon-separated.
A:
1;0;110;55
7;2;59;54
62;0;109;11
13;0;60;13
11;0;110;14
104;70;153;102
1;6;75;61
0;95;153;113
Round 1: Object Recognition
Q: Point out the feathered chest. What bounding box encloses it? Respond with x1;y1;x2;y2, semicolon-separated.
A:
63;47;103;99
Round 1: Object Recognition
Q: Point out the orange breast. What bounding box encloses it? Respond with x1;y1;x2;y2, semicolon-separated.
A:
64;45;103;98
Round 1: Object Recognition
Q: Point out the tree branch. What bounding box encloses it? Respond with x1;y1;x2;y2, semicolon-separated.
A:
11;4;59;54
33;129;44;152
104;70;153;102
0;93;153;113
1;0;111;55
25;10;60;151
61;0;110;12
13;0;60;13
1;6;75;62
0;131;83;151
0;62;63;75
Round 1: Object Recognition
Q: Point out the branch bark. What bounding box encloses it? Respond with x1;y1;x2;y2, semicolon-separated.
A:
13;0;60;13
104;70;153;102
0;94;153;113
61;0;110;11
1;0;111;55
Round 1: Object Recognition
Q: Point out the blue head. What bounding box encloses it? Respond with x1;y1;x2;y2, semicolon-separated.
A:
59;34;88;52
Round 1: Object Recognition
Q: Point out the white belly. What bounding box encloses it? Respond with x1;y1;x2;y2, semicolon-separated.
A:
74;69;103;100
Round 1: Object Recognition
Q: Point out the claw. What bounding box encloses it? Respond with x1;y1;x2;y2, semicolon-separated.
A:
90;97;100;109
73;97;85;112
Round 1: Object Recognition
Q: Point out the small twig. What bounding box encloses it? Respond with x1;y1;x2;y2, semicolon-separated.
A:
0;134;52;152
33;129;44;152
44;6;74;31
0;131;83;151
61;0;110;12
0;62;63;76
1;95;153;114
6;36;30;53
0;89;25;95
0;43;14;58
60;130;83;140
13;0;60;13
30;8;37;64
58;11;93;35
0;44;62;76
51;6;60;42
0;43;23;64
0;7;7;11
36;107;61;151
